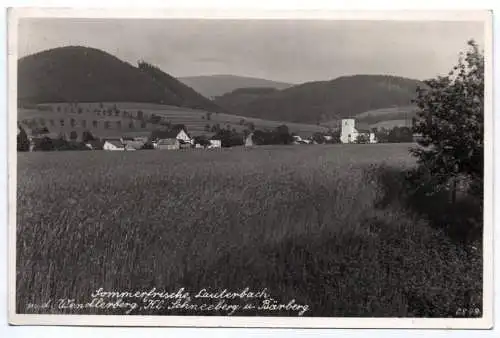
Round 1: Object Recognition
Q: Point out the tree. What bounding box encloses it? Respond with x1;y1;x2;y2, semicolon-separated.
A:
387;126;413;143
375;128;389;143
17;125;30;151
411;40;484;202
312;132;326;144
149;114;162;124
355;134;370;144
274;124;293;145
39;137;55;151
329;130;341;144
69;131;78;141
82;130;96;143
193;135;211;147
172;124;187;132
213;129;243;147
141;141;155;150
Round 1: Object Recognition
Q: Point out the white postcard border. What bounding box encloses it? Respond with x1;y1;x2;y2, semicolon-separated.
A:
7;8;494;329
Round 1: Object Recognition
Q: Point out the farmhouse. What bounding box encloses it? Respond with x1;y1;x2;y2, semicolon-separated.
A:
208;139;222;148
245;133;254;147
292;135;311;145
122;137;145;151
157;138;180;150
174;128;193;145
153;127;193;150
85;140;105;150
340;119;377;144
103;139;125;151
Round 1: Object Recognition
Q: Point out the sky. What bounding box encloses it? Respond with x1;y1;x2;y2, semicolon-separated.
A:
17;19;485;84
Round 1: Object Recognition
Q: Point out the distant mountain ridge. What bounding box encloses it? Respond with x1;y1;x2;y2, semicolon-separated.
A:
178;74;293;98
18;46;224;113
213;75;425;124
18;46;425;128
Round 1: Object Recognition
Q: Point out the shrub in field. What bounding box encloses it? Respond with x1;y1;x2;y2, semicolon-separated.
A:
366;163;482;245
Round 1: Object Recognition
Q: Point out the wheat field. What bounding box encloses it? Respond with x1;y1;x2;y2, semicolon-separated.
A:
16;144;482;317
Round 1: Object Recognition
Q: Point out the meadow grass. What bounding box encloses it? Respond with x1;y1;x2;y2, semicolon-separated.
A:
16;144;482;317
20;102;329;139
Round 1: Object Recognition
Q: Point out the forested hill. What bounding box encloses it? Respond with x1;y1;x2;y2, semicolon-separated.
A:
17;46;224;113
179;74;293;98
136;61;224;113
214;75;425;123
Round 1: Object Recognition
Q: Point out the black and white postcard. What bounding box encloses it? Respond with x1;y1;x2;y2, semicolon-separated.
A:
7;8;493;328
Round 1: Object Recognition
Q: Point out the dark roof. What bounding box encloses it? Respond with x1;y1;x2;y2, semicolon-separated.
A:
153;129;187;139
158;138;179;145
163;130;180;138
357;129;372;133
104;139;124;148
86;140;105;149
123;140;145;149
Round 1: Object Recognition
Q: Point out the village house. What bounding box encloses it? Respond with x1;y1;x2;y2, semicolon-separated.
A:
103;139;125;151
155;128;193;150
121;137;145;151
85;140;105;150
208;139;222;148
157;138;180;150
245;133;254;147
340;118;377;144
292;135;311;145
175;128;193;145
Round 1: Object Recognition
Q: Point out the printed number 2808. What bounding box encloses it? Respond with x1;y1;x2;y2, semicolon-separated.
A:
455;307;481;317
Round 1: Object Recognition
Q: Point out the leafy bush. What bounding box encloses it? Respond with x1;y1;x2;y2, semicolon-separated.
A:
411;40;483;203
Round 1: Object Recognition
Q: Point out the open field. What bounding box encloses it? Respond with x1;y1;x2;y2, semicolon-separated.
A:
16;144;482;317
19;102;330;139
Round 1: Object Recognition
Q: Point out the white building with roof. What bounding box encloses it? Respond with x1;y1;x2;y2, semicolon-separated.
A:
340;119;377;144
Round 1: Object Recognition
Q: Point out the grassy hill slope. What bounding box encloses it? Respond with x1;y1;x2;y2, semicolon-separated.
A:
18;102;329;141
